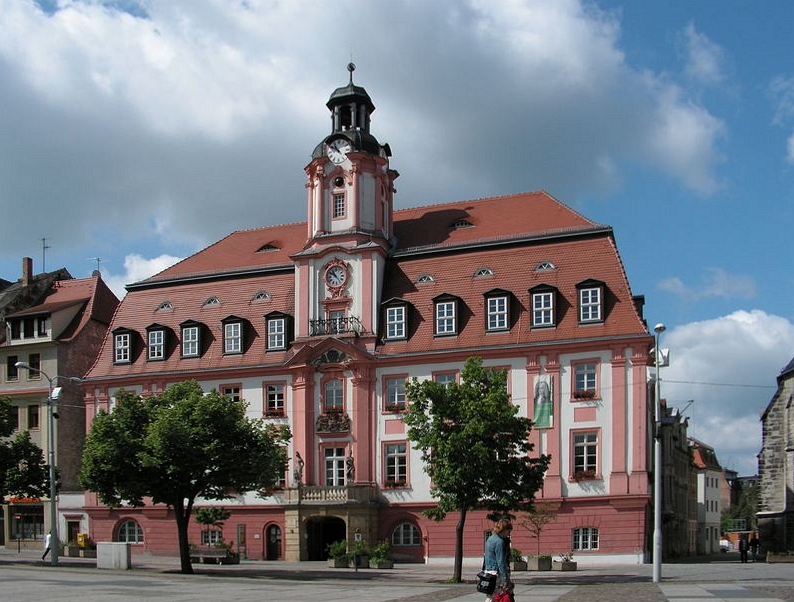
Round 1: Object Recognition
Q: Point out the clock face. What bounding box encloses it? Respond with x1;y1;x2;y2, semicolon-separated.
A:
327;138;352;164
325;265;347;287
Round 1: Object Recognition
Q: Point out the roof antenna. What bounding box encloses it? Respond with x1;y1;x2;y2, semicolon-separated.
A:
42;237;50;273
348;61;356;84
88;257;102;272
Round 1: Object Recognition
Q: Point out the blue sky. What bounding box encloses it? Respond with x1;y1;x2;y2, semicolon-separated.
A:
1;0;793;477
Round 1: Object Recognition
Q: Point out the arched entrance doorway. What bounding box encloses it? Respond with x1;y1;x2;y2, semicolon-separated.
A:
264;524;282;560
306;516;346;561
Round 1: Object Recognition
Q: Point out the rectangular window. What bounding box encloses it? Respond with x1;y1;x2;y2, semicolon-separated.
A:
221;385;241;402
266;383;285;416
573;431;598;475
324;447;346;486
7;356;19;381
385;442;407;485
384;377;406;412
486;296;508;331
332;193;346;218
114;333;130;363
573;361;597;398
579;287;602;322
200;530;224;546
23;318;34;339
37;317;48;336
224;322;242;354
532;291;554;326
386;306;406;339
27;353;41;378
28;405;40;430
433;371;457;386
324;379;344;412
182;326;200;357
9;320;21;340
329;310;345;334
148;330;164;360
573;527;599;551
267;318;286;350
11;407;19;431
435;301;456;335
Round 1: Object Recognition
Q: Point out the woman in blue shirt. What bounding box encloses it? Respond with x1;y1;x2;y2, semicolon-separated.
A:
482;519;512;601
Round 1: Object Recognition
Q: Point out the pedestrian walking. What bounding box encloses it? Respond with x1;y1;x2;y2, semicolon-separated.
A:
42;531;52;561
482;519;512;602
749;535;760;562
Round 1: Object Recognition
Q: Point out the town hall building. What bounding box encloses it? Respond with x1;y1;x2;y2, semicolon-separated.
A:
82;66;655;565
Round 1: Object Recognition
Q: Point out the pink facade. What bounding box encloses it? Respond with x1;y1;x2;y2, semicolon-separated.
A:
82;70;654;564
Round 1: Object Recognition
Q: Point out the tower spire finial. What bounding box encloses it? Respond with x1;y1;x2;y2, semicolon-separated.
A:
347;62;356;84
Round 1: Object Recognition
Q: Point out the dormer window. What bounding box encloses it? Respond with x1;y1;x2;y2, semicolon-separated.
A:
484;289;510;332
416;274;434;284
222;316;244;355
253;291;270;302
180;321;203;358
577;280;605;323
450;218;473;229
265;312;292;351
535;261;557;271
114;331;132;364
530;285;558;328
157;301;173;312
385;304;407;340
147;327;165;361
203;296;220;307
433;294;460;336
474;267;494;277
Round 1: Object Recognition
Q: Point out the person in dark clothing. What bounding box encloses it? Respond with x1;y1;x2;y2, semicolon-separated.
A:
749;535;760;562
738;536;749;563
482;519;512;602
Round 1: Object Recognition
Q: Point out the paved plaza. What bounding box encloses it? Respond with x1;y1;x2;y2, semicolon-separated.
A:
1;548;793;602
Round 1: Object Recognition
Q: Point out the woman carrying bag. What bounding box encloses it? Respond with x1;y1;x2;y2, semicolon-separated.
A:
481;519;513;602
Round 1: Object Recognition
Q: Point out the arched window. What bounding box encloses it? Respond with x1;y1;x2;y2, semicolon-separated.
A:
391;522;421;547
116;519;144;543
572;526;599;550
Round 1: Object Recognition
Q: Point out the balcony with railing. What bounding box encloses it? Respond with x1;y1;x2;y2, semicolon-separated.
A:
308;316;363;337
284;484;379;505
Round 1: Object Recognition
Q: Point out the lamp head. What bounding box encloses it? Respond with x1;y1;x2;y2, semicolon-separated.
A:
14;361;31;369
654;323;666;334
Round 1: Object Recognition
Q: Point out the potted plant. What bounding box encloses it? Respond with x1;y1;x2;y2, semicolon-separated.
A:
327;540;349;568
552;551;577;571
522;502;557;571
528;554;552;571
349;539;370;568
369;539;394;569
510;547;527;571
63;541;80;557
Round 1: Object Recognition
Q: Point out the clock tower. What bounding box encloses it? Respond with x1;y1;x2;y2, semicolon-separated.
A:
293;64;398;346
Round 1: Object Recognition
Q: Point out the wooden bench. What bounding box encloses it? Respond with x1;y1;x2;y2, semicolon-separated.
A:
190;546;229;564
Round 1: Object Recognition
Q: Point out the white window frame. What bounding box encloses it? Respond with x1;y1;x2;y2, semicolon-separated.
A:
486;295;508;331
116;519;144;543
324;379;344;412
332;193;346;218
267;317;286;350
148;329;164;360
391;522;421;547
224;322;242;354
573;431;598;474
115;333;130;363
385;442;407;485
386;305;406;340
182;326;200;357
573;361;597;395
573;527;599;551
385;377;406;411
200;530;224;545
435;300;456;335
266;383;285;416
532;291;554;326
579;287;602;322
324;446;346;486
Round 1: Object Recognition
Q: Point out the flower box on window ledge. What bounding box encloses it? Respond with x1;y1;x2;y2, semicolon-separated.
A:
265;410;285;418
316;410;351;433
383;479;407;489
571;469;597;482
384;404;406;414
572;390;596;400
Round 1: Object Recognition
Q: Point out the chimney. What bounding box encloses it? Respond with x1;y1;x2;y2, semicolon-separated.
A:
22;257;33;287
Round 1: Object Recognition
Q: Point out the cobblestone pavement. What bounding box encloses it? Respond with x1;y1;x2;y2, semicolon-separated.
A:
2;547;793;602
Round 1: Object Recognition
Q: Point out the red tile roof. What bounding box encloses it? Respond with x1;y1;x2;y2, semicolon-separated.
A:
87;191;648;380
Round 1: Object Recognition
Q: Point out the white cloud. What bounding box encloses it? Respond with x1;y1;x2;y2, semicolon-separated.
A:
661;311;794;475
658;267;755;302
680;22;726;86
103;253;183;299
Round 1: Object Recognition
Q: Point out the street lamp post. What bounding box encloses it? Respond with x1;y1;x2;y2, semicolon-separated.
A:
15;361;81;567
652;323;666;583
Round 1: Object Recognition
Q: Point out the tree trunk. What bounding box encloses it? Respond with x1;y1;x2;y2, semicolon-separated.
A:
174;499;194;574
453;507;467;583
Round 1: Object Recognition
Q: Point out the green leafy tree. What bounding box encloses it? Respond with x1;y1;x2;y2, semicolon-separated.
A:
403;357;551;582
79;381;290;574
0;396;51;502
194;506;232;546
